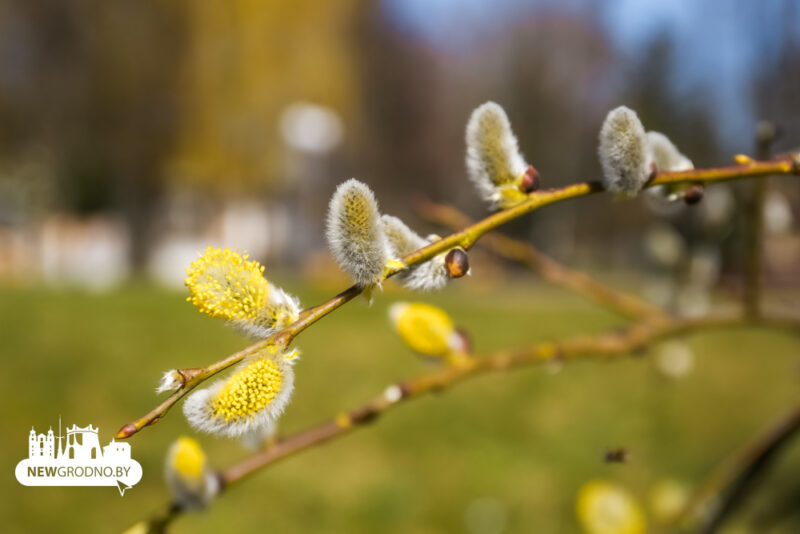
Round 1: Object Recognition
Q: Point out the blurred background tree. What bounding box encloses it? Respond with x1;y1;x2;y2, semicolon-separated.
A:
0;0;798;282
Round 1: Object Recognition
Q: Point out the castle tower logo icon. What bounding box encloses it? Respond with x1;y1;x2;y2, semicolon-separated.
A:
15;417;142;495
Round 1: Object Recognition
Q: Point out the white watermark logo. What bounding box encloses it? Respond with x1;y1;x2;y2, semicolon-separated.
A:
15;418;142;495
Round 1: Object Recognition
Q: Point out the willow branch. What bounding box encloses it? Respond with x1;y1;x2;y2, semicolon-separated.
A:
116;155;800;439
139;312;800;531
416;198;668;321
681;397;800;534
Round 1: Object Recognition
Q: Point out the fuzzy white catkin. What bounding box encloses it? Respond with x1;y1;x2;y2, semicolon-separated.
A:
644;131;694;203
326;179;394;287
382;214;450;291
465;102;528;206
646;131;693;172
381;214;428;256
598;106;652;196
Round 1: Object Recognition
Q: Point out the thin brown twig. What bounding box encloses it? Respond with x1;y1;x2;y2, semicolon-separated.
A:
116;156;800;440
415;198;668;321
140;312;800;531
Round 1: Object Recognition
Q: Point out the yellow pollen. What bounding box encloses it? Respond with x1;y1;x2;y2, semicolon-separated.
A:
185;247;270;323
343;189;374;241
474;106;518;186
170;436;206;480
211;358;283;422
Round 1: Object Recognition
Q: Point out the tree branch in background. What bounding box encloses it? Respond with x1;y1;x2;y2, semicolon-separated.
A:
136;312;800;532
415;198;668;322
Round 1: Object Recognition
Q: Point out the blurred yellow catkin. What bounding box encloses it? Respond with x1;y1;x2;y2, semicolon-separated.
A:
165;436;219;510
576;480;646;534
389;302;469;365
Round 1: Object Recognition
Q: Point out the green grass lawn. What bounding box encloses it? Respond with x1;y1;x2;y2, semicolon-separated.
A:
2;279;800;533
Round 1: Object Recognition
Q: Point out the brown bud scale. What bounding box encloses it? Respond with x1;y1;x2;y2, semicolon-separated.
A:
684;184;704;205
445;249;469;278
520;165;541;193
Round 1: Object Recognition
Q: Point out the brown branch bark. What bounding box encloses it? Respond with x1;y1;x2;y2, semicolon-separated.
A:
117;155;800;440
138;313;800;531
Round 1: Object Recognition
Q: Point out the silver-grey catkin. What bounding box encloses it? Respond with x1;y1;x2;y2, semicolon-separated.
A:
598;106;652;196
326;179;393;287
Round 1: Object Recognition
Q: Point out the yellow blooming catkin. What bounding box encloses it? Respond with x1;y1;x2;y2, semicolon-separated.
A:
165;436;218;510
211;358;283;422
185;246;300;338
170;436;206;480
465;101;530;208
576;480;646;534
389;302;466;361
183;347;297;438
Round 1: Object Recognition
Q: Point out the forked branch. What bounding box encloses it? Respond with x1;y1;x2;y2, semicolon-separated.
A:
139;312;800;531
117;155;800;440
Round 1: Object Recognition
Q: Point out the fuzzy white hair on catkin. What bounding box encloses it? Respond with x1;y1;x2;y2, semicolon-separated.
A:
598;106;652;197
326;179;393;287
231;286;300;339
165;445;220;510
465;102;528;205
381;214;449;291
382;215;428;257
170;470;219;511
646;131;694;172
402;255;449;291
156;370;181;394
239;419;278;451
182;354;296;438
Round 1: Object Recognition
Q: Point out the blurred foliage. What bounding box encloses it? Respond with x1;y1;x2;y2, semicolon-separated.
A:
1;1;799;275
170;0;361;191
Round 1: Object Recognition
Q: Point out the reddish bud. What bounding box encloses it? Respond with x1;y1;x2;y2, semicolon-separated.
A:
445;249;469;278
116;423;137;439
684;185;704;205
520;165;541;193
